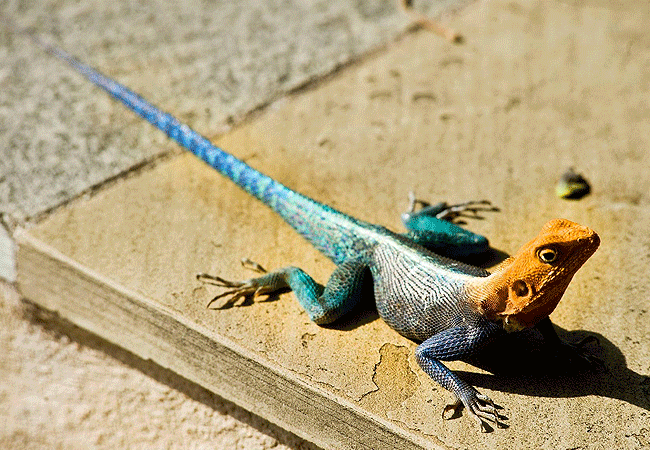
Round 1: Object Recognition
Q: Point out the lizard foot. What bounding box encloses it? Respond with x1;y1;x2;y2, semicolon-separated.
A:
557;335;607;373
197;259;273;308
443;391;508;432
407;192;499;224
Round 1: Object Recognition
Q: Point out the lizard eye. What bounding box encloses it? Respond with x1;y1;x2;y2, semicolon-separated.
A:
537;248;558;264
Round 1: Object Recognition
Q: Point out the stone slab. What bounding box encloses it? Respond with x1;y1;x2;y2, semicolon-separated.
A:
1;0;464;281
0;0;418;223
12;0;650;448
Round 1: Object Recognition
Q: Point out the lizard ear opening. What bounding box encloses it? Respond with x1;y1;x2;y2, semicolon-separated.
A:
511;279;530;297
501;279;534;316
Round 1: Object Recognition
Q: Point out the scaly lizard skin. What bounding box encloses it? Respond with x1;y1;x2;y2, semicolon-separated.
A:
28;33;600;431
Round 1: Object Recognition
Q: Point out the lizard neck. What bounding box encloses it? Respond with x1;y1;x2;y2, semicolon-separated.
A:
464;269;513;331
464;258;573;333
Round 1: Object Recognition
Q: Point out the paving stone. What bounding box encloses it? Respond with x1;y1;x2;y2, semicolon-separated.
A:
9;0;650;448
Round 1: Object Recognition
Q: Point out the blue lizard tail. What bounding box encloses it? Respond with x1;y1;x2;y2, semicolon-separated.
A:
38;38;373;264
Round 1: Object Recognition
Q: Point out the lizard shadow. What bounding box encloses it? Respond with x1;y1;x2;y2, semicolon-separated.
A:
457;246;511;268
457;324;650;413
324;246;649;415
332;287;650;415
207;290;289;310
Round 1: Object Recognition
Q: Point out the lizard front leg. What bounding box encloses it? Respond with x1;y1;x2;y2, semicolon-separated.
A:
415;324;507;431
534;317;605;371
200;256;371;324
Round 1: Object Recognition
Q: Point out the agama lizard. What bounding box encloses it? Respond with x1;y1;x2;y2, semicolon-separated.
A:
26;32;600;431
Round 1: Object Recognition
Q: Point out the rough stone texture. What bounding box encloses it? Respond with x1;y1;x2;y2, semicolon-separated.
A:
5;0;650;448
0;0;468;282
0;0;419;224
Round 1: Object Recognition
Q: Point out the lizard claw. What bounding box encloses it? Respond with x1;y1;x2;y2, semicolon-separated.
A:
196;272;272;308
240;258;267;274
197;259;270;308
435;200;499;223
443;390;508;432
558;335;607;373
406;192;499;224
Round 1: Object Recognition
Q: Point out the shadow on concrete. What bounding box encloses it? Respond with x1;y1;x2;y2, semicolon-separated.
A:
460;324;650;413
456;246;511;268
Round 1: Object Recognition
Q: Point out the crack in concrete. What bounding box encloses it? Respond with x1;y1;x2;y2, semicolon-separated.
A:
358;343;420;413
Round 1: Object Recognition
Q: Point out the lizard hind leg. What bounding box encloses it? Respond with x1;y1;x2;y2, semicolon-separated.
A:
403;191;498;225
198;257;371;325
400;192;498;258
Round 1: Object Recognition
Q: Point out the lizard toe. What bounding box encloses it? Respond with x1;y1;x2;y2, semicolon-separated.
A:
557;337;607;373
240;258;267;274
464;391;508;431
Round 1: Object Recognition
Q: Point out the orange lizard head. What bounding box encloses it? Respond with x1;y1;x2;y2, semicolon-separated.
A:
470;218;600;332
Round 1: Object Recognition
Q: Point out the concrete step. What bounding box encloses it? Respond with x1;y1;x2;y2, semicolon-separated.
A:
10;0;650;448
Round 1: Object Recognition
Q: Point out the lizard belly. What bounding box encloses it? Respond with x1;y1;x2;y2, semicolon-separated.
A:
370;244;479;341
